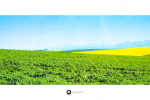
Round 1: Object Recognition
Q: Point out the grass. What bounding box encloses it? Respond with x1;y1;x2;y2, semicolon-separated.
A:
0;49;150;85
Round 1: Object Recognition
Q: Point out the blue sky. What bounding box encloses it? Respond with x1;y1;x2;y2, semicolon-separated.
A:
0;15;150;50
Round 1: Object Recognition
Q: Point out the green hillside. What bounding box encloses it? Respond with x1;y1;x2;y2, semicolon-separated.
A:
0;49;150;85
56;49;109;53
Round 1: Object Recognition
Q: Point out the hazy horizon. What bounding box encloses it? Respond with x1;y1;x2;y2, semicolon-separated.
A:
0;15;150;50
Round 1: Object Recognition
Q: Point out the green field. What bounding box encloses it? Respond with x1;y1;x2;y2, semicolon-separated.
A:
0;49;150;85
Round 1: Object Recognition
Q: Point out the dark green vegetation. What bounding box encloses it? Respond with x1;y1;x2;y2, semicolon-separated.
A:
0;49;150;85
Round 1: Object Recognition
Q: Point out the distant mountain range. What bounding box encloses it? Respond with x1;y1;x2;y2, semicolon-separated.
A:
38;40;150;50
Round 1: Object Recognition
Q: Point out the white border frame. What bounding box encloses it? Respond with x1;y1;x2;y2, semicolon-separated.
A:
0;0;150;100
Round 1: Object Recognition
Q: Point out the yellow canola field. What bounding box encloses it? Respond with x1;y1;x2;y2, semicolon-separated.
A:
72;47;150;56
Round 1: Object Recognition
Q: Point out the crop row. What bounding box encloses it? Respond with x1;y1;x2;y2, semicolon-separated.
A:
0;49;150;85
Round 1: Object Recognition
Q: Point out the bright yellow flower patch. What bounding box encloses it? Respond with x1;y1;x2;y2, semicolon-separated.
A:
73;47;150;56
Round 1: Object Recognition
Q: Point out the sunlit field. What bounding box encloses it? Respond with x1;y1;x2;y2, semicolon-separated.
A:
0;49;150;85
73;47;150;56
